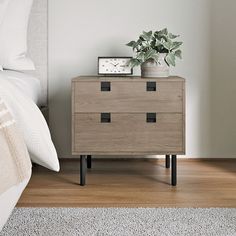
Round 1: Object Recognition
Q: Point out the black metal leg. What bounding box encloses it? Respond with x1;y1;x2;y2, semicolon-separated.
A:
165;155;170;168
32;163;37;168
87;155;92;169
171;155;177;186
80;155;86;186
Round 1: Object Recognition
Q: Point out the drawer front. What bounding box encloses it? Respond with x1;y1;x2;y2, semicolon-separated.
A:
73;81;183;113
73;113;184;154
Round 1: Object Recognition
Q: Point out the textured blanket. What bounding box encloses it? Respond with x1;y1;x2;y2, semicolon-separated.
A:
0;98;31;195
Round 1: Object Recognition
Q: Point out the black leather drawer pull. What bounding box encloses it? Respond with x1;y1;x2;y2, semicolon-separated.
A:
101;81;111;91
101;113;111;123
146;82;156;91
146;113;156;123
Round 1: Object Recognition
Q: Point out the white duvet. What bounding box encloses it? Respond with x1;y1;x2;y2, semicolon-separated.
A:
0;70;42;105
0;71;59;230
0;70;59;171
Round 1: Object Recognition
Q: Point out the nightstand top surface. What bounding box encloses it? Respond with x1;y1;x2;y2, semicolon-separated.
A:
72;76;185;82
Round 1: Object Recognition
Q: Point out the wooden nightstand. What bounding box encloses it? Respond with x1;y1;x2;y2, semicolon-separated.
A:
72;76;185;186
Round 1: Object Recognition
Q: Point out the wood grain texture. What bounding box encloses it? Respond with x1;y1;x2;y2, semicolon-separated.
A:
72;76;185;82
73;113;184;155
72;76;185;156
73;80;183;113
17;159;236;208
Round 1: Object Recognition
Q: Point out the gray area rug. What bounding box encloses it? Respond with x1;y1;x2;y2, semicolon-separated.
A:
1;208;236;236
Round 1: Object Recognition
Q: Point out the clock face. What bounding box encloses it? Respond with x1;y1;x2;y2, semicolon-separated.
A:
98;57;133;75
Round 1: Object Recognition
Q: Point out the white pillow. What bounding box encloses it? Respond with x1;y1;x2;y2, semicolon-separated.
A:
0;76;60;172
1;70;42;105
0;0;11;71
0;0;10;23
0;0;35;71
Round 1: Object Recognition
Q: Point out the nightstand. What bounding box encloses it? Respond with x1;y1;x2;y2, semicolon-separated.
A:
72;76;185;186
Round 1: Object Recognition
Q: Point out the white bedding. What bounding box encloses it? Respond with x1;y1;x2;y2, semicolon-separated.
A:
0;71;59;171
0;70;42;106
0;0;35;71
0;179;30;230
0;71;59;231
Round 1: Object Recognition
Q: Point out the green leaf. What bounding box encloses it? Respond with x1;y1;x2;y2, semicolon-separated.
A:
126;41;136;47
144;48;156;61
141;31;153;41
126;40;142;51
165;52;176;66
126;29;183;67
139;36;145;41
169;33;179;39
160;28;168;35
154;31;168;41
137;38;143;44
143;30;152;37
163;40;173;50
171;41;183;50
154;31;160;38
155;39;162;47
137;51;146;61
129;58;141;68
150;53;160;63
155;44;168;53
151;39;156;48
175;50;182;59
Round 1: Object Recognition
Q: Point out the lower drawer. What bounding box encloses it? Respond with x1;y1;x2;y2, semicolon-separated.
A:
72;113;184;155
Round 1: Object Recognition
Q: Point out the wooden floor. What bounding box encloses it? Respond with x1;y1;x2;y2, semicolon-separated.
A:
18;158;236;208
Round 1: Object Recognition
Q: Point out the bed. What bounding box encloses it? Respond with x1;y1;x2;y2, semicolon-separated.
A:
0;0;57;230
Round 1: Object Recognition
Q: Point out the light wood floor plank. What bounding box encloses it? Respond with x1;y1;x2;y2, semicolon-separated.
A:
18;159;236;208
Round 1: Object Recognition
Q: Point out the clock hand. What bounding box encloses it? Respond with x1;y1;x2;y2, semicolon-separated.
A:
110;62;120;67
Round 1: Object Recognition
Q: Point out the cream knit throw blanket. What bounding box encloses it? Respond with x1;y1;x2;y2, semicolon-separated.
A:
0;98;31;194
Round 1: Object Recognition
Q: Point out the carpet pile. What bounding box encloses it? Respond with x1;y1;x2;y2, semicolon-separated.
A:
1;208;236;236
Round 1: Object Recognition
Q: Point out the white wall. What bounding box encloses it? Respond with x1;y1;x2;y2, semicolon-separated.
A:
210;0;236;158
48;0;214;158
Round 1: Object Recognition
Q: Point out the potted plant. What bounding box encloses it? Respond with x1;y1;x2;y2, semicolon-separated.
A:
126;28;183;77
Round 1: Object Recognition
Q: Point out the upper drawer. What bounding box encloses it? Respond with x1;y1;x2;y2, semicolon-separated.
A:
73;81;184;113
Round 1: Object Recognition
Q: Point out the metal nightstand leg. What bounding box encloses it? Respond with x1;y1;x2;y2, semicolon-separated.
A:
171;155;177;186
80;155;86;186
165;155;170;168
87;155;92;169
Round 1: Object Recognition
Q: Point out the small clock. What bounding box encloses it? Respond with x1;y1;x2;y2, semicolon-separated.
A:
98;57;133;75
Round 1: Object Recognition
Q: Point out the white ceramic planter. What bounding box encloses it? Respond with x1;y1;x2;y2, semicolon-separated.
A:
141;54;169;78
